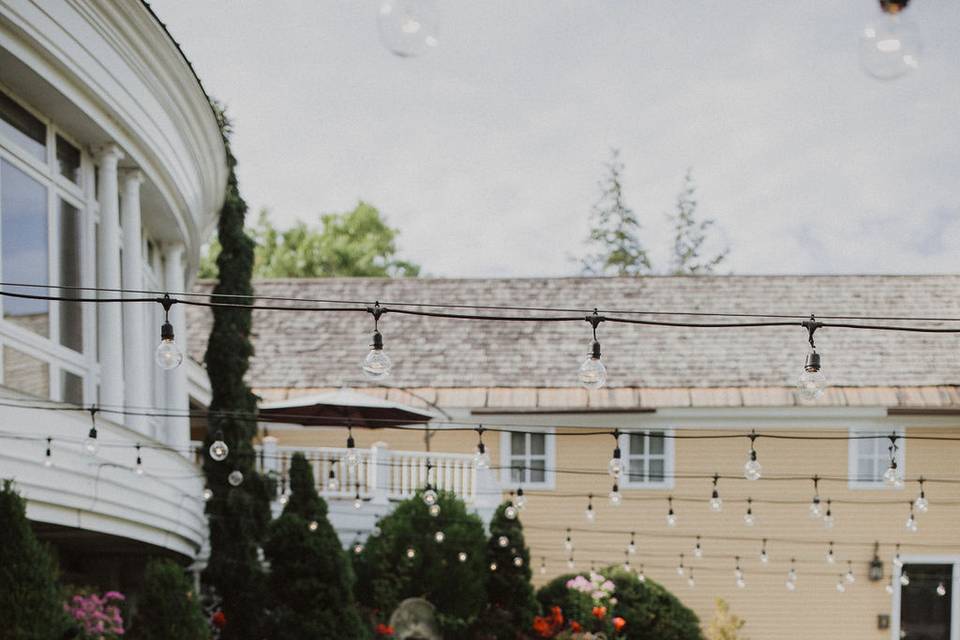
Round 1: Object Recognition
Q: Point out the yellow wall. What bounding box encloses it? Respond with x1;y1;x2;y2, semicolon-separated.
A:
262;414;960;640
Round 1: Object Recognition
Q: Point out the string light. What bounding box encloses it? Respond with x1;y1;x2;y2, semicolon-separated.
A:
900;571;910;586
638;564;646;582
353;539;364;555
885;577;894;594
459;551;468;562
228;470;243;487
278;478;290;506
85;407;98;455
676;553;685;576
567;556;575;570
504;491;518;520
884;434;903;488
859;0;921;81
422;460;438;506
607;429;623;478
43;437;52;467
709;474;722;512
326;468;339;492
353;484;363;510
826;542;836;564
209;431;229;462
489;562;498;572
687;567;695;588
154;295;183;370
836;576;846;593
473;426;490;469
578;310;606;388
893;545;903;568
627;532;636;555
743;432;762;480
308;520;319;532
585;494;595;523
914;477;928;513
202;486;213;502
498;535;509;548
845;561;856;584
905;501;918;532
823;499;834;529
361;302;391;379
786;558;797;591
608;482;622;507
434;531;445;543
345;426;360;468
797;316;827;400
515;487;526;510
540;557;547;574
743;498;755;527
429;504;441;517
406;547;416;559
622;551;631;573
694;536;703;558
760;538;769;564
513;556;523;568
734;557;745;588
937;582;947;597
809;476;822;518
135;444;144;476
564;528;574;552
666;496;677;527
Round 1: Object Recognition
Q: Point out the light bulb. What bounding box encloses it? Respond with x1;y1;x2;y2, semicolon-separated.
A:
371;525;382;537
473;444;491;470
823;513;835;529
345;435;360;467
883;463;901;487
155;337;183;370
900;572;910;586
893;553;903;568
666;512;677;527
677;562;685;577
85;428;98;456
827;550;836;564
498;535;509;548
308;520;319;532
608;485;622;507
326;471;339;492
489;562;498;572
885;580;894;594
937;582;946;597
377;0;439;58
43;439;53;467
353;542;364;555
429;504;441;517
567;558;575;570
638;569;646;582
906;514;918;532
434;531;445;543
859;6;921;81
809;497;822;519
353;496;363;510
228;470;244;487
504;505;518;520
564;537;574;552
515;489;526;509
797;349;827;400
915;494;928;513
135;459;144;476
744;512;755;527
458;551;468;562
361;347;392;380
406;547;416;559
623;561;631;572
760;550;769;564
846;570;856;584
578;353;607;389
585;506;595;523
279;492;290;506
836;580;846;593
694;543;703;559
540;561;547;575
209;437;229;462
786;580;796;592
710;492;723;513
687;575;695;588
202;487;213;502
744;451;762;481
422;488;438;506
736;577;746;589
513;556;523;568
608;447;623;479
627;542;636;555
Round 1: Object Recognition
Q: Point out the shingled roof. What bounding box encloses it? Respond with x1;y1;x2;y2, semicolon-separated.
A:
186;276;960;408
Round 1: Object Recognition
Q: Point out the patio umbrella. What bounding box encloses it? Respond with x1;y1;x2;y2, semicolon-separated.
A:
258;388;436;428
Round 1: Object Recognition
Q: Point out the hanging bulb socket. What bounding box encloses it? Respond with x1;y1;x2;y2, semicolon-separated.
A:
361;303;392;379
804;350;821;372
155;295;183;370
578;310;607;388
880;0;910;13
44;436;53;467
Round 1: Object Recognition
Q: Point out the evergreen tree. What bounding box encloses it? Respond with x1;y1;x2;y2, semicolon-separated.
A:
355;491;488;637
0;480;72;640
132;559;209;640
262;453;367;638
581;149;652;276
480;501;538;639
668;169;728;275
201;107;272;640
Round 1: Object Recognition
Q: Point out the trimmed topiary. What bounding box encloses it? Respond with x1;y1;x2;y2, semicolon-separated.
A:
131;559;209;640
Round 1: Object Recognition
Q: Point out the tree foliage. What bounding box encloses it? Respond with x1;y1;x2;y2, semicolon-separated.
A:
355;491;488;636
705;598;747;640
262;453;367;638
537;568;703;640
0;480;72;640
199;203;420;279
580;149;652;276
478;502;537;638
201;107;273;640
131;559;209;640
668;169;728;275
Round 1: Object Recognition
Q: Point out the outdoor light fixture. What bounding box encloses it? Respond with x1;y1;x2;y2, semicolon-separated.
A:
345;426;360;468
353;484;363;510
760;539;769;564
937;582;947;597
540;557;546;574
515;487;526;510
743;498;755;527
326;468;339;492
627;531;636;555
905;501;918;532
135;444;144;476
786;559;798;591
883;434;903;487
809;475;822;518
676;553;685;576
666;496;677;527
361;302;392;380
846;560;856;584
377;0;439;59
567;557;575;570
797;315;827;400
860;0;921;81
608;482;622;507
743;432;762;480
687;568;695;589
584;494;595;523
202;487;213;502
836;577;846;593
279;478;290;506
694;536;703;558
460;552;469;563
434;531;445;543
734;557;745;589
564;528;574;552
894;544;903;568
869;543;885;582
155;294;183;370
85;407;99;456
578;310;607;388
823;499;835;529
915;477;929;512
228;470;244;487
209;430;229;462
472;426;491;469
498;535;509;548
900;571;910;586
428;503;440;517
43;437;53;468
710;473;722;512
826;541;836;564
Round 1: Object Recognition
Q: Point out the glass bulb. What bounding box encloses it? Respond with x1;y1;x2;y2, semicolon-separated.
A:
882;465;901;487
473;448;491;470
422;488;438;506
202;487;213;502
900;572;910;586
836;581;846;593
228;470;244;487
608;488;622;507
694;545;703;559
885;581;894;594
823;514;835;529
489;562;498;571
760;550;769;564
638;571;646;583
497;535;509;548
458;551;468;562
677;564;685;577
846;571;856;584
345;448;361;468
627;542;636;555
136;462;145;476
361;348;392;380
906;515;918;532
607;457;623;479
504;505;518;520
406;547;416;559
809;499;822;519
308;520;319;532
43;456;53;468
155;338;183;370
353;497;363;510
786;580;796;592
515;493;526;509
860;10;921;81
736;578;746;589
279;492;290;506
377;0;439;58
513;556;523;567
744;456;762;481
434;531;445;543
209;439;229;462
564;538;574;552
827;551;836;564
541;563;547;575
578;355;607;389
85;434;98;456
688;575;696;588
666;513;677;528
585;507;595;523
914;495;928;513
893;554;903;568
429;504;441;517
743;512;755;527
710;496;723;512
567;558;575;570
937;582;946;597
797;367;827;400
353;543;364;555
326;476;340;492
371;525;382;537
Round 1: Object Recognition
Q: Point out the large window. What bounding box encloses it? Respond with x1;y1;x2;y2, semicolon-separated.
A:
501;429;554;488
849;428;905;487
622;430;674;488
0;88;91;402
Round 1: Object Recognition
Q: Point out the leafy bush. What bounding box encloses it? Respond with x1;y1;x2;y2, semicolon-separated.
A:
536;568;703;640
476;501;537;639
0;480;72;639
262;453;367;638
131;559;209;640
705;598;746;640
66;590;126;639
355;491;488;636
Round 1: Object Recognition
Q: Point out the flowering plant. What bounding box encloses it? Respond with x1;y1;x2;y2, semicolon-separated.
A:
534;571;627;638
65;590;125;639
374;623;395;637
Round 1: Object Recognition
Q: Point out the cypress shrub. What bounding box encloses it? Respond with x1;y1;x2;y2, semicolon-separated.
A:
131;559;209;640
477;501;537;639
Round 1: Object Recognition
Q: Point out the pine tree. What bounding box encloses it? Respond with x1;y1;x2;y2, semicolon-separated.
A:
0;480;72;639
262;453;367;638
668;169;728;275
581;149;652;276
201;107;272;640
131;559;209;640
482;501;538;638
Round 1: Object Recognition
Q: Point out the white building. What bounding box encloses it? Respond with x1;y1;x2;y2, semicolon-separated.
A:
0;1;225;589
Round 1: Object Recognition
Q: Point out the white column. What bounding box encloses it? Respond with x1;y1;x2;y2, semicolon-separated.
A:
95;144;125;416
120;170;148;434
162;243;189;452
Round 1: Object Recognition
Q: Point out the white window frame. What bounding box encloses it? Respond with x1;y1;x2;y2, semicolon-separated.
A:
848;426;905;490
891;555;959;640
499;427;556;490
620;429;675;489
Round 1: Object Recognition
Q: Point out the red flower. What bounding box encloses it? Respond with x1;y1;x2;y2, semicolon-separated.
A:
375;623;395;636
570;621;583;632
592;606;607;620
211;611;226;629
532;606;565;638
613;616;627;632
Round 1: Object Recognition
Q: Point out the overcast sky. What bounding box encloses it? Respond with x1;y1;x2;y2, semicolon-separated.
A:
149;0;959;277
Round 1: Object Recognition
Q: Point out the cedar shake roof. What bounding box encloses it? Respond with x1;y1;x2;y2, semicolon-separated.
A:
186;275;960;408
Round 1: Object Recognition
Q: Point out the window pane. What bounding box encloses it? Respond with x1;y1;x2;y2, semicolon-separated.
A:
649;432;665;454
2;160;49;336
0;92;46;162
61;370;83;404
900;563;951;640
856;457;875;482
628;459;645;482
58;199;82;351
510;459;524;484
649;459;665;481
530;433;545;455
510;432;525;456
3;346;49;398
630;433;645;454
56;135;80;184
529;458;545;483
